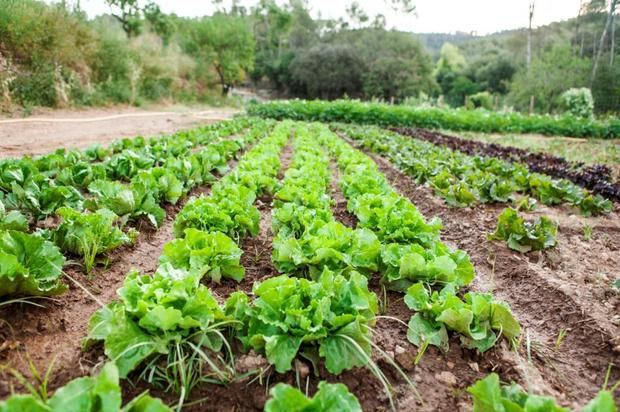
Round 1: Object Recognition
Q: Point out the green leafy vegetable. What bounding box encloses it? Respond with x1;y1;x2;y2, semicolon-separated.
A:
159;228;244;283
467;373;617;412
86;180;165;228
488;208;557;253
0;200;29;232
0;230;66;298
405;283;521;353
53;207;136;274
226;270;378;374
0;362;171;412
86;265;229;378
264;381;362;412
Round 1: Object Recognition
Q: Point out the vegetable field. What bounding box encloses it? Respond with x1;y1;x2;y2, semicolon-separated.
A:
0;115;618;411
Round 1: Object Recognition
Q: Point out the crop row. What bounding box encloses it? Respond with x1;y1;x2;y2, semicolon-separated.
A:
393;127;620;202
247;99;620;139
0;119;273;298
83;121;291;408
334;124;613;216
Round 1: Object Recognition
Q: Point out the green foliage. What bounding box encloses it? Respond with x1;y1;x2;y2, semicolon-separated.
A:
225;270;378;374
508;46;592;114
273;222;381;278
249;99;620;139
288;29;436;101
173;120;286;239
0;362;171;412
467;91;493;110
405;283;521;353
182;14;255;94
488;208;558;253
86;265;228;378
53;207;135;274
159;228;244;283
0;230;66;298
335;124;613;216
467;373;618;412
86;180;165;229
0;200;29;232
561;88;595;119
265;382;362;412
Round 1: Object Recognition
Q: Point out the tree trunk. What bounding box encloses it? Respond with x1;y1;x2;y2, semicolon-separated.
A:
611;10;616;67
215;65;229;96
527;1;535;71
591;0;618;86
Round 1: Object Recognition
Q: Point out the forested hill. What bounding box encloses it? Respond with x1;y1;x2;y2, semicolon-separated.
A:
414;12;612;60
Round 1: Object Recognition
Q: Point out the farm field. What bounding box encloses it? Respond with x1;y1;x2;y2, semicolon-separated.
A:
0;114;618;412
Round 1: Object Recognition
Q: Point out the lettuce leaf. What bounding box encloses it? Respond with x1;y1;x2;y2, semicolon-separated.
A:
265;381;362;412
0;230;66;298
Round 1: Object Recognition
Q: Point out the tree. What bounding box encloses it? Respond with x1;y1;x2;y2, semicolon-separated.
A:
184;14;255;95
591;0;617;85
289;43;363;99
509;46;591;113
105;0;142;37
105;0;172;41
527;1;535;70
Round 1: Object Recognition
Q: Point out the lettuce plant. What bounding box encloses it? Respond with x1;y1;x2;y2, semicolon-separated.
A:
172;186;260;239
0;200;28;232
86;180;165;228
265;382;362;412
272;221;380;278
468;373;617;412
0;362;171;412
380;242;474;292
131;167;184;205
488;208;557;253
0;230;66;298
86;265;232;380
160;228;245;283
53;207;136;274
225;270;378;374
405;283;521;353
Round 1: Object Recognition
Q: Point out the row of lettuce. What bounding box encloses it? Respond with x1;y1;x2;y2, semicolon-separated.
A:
335;124;612;217
0;119;275;298
1;120;615;411
247;100;620;139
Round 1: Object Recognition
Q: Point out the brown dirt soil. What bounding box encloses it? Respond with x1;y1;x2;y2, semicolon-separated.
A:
0;105;238;159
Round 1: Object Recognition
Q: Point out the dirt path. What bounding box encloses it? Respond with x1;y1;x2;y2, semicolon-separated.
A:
0;105;239;159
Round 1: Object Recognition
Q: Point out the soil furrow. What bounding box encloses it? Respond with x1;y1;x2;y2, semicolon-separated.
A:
358;146;620;408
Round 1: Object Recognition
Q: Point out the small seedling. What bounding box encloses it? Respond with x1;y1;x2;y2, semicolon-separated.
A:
583;224;593;241
554;328;568;350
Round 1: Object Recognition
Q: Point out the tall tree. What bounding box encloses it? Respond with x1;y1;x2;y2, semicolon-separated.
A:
527;1;535;70
591;0;618;85
184;14;255;95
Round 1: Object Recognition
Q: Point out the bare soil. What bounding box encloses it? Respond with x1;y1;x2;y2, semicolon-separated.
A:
0;105;238;159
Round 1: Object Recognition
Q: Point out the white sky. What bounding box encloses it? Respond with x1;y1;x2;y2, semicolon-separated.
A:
74;0;583;35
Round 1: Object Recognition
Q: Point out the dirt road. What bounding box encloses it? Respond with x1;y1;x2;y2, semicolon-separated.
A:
0;105;239;159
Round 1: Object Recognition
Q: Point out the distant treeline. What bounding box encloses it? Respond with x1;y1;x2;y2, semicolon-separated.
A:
0;0;618;115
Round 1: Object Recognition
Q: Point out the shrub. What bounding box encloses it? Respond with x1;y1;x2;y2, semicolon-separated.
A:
561;87;594;119
466;91;493;110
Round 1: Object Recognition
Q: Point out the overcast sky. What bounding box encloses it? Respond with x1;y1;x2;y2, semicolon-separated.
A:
75;0;583;35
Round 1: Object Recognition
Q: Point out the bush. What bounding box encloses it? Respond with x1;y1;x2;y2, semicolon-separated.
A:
466;91;493;110
561;88;594;119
